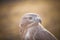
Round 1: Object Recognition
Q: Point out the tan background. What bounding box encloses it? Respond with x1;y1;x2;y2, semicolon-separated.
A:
0;0;60;40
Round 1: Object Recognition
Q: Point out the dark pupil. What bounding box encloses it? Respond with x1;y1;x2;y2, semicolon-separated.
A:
29;17;32;19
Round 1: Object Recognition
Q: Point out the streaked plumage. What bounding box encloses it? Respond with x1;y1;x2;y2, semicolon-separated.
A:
19;13;57;40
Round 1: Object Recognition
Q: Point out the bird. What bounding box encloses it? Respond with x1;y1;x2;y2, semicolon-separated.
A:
19;13;57;40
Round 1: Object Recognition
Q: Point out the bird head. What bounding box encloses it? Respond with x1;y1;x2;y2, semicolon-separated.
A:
20;13;42;27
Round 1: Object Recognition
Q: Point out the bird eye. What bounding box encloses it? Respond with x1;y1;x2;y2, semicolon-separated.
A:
29;17;32;20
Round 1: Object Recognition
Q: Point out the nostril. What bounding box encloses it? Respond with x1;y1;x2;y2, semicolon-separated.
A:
24;17;27;19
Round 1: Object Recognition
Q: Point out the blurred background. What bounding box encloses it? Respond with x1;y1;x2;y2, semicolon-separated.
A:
0;0;60;40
